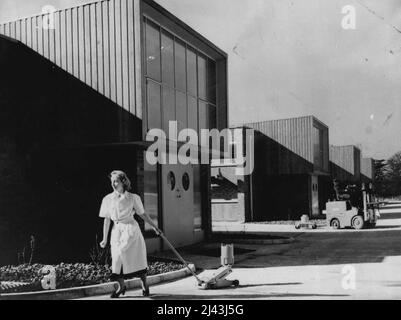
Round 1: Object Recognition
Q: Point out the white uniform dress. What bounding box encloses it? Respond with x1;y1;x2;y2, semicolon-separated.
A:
99;191;148;278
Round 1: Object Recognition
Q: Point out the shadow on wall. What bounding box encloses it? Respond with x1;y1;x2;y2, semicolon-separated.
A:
330;162;356;183
0;37;142;266
251;130;315;221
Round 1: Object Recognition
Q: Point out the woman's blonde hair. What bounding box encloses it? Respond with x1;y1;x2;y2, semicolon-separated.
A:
109;170;132;191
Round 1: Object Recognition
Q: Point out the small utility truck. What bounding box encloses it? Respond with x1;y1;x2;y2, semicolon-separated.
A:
324;183;381;230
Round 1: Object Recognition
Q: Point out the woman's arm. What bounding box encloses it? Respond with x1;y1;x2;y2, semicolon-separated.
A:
133;195;161;235
139;213;162;235
100;218;111;248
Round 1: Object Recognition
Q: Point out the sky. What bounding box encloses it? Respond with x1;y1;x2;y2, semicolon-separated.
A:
1;0;400;159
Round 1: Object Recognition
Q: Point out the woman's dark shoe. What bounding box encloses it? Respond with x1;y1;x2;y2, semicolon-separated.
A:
142;287;150;297
110;286;127;298
121;286;127;296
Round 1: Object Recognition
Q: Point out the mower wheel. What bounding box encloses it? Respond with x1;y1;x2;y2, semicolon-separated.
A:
233;280;240;287
199;283;210;290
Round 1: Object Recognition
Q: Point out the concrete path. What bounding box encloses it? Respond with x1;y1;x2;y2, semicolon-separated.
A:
81;261;401;300
79;207;401;300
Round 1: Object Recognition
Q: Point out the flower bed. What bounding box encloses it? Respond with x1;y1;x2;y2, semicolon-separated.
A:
0;260;184;294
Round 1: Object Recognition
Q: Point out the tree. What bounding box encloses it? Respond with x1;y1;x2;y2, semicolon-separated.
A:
373;159;389;196
374;152;401;197
386;152;401;196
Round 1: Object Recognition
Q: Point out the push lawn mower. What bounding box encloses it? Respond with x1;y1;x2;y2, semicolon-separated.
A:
156;231;240;290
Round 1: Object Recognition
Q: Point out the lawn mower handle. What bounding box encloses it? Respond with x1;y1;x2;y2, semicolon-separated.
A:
157;231;204;285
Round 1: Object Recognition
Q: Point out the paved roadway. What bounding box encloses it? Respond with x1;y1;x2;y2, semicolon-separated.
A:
81;203;401;300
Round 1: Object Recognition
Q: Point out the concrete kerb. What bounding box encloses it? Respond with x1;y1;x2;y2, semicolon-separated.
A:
0;264;196;300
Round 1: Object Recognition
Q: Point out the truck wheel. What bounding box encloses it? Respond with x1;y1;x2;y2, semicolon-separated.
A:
331;219;340;230
352;216;365;230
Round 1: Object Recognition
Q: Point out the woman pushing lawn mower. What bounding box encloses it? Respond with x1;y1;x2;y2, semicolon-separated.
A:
99;170;162;298
98;170;239;297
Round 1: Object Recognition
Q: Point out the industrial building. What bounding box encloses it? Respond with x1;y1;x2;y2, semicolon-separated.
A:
212;116;331;223
0;0;228;265
329;145;362;184
361;158;375;185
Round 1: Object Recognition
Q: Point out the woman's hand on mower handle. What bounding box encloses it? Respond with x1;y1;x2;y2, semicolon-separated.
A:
153;227;162;236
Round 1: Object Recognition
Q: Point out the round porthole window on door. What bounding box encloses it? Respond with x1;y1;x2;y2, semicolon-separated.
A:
167;172;176;191
182;172;190;191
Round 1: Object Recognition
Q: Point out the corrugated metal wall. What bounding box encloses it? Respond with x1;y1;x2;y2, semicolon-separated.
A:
330;145;361;181
0;0;142;119
361;158;374;181
246;116;314;163
353;147;361;181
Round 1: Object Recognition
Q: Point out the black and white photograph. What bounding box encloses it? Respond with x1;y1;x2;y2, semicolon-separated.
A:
1;0;401;305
